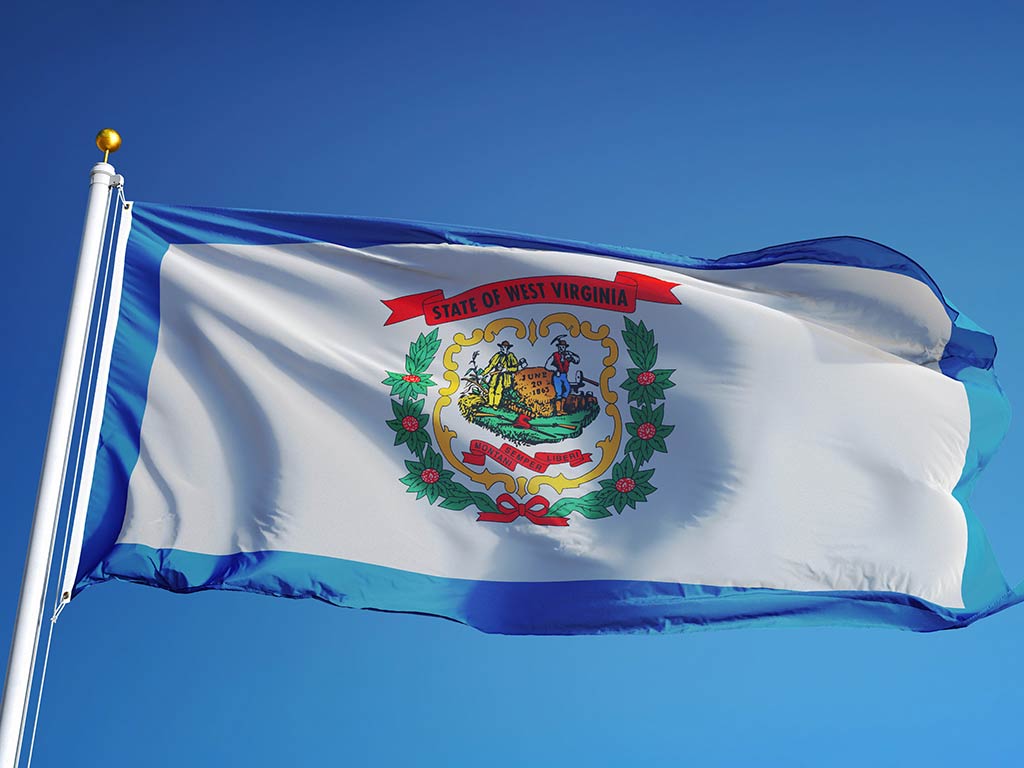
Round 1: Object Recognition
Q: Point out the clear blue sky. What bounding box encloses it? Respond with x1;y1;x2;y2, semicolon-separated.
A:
2;2;1022;765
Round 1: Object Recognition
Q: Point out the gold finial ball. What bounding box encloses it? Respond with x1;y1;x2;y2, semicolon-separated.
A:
95;128;122;155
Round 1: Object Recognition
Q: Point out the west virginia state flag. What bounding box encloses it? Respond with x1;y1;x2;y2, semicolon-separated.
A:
65;203;1014;633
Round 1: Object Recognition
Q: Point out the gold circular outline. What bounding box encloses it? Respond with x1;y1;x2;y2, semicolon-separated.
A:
432;312;621;497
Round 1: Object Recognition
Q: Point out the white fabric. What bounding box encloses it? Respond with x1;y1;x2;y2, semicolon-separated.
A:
117;241;971;607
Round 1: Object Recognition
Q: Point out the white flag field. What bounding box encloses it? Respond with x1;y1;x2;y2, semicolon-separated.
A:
62;202;1015;634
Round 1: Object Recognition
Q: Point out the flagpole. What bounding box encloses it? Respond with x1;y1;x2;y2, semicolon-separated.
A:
0;130;122;768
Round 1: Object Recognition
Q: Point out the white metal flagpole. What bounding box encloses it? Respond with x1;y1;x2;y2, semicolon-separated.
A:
0;130;123;768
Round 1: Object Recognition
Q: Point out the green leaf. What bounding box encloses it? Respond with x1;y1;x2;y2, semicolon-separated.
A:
628;346;654;370
634;480;656;497
645;387;666;403
421;445;442;469
647;403;661;423
407;329;441;373
436;479;460;497
631;405;652;424
406;431;430;457
622;316;640;339
393;401;414;420
439;495;475;511
395;380;417;400
446;482;471;498
436;483;496;513
424;483;441;504
399;472;422;489
626;436;655;464
630;387;658;407
438;483;471;509
547;498;574;518
621;315;662;373
548;492;611;519
472;492;498;513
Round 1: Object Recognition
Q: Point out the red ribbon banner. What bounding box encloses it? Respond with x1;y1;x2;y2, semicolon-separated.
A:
462;440;592;472
382;271;680;326
477;494;569;526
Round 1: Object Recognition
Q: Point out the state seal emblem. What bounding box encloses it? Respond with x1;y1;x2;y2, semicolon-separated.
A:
381;273;679;525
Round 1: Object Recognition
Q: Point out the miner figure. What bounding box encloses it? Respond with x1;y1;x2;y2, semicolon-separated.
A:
545;334;580;414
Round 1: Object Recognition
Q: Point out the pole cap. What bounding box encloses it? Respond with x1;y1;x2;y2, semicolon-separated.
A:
95;128;122;155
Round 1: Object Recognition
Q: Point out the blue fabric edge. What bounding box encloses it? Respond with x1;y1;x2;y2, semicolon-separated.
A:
80;543;985;635
74;202;1013;633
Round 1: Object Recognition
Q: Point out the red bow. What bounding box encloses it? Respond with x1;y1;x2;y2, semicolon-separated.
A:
477;494;569;526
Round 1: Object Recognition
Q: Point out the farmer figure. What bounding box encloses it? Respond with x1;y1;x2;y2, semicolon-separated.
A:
482;340;525;407
545;334;580;414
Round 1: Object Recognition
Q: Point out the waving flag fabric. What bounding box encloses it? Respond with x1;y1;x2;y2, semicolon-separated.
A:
69;203;1014;634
